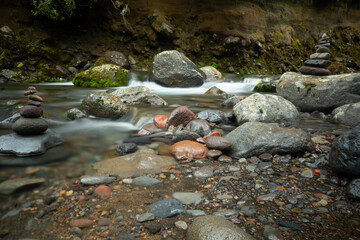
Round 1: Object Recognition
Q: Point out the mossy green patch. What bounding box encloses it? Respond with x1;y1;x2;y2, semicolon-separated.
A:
27;67;66;83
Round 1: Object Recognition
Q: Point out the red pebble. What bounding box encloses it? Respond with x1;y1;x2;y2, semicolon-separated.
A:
94;185;111;199
314;169;321;175
325;137;334;142
153;115;168;129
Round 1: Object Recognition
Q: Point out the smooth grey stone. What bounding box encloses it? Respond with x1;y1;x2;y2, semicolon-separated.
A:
240;206;256;216
12;117;48;135
347;178;360;200
194;166;214;178
136;213;155;222
332;102;360;127
133;176;161;187
301;169;314;178
315;43;331;48
172;192;203;205
302;208;315;215
310;53;331;60
149;199;184;218
258;162;273;171
0;129;64;156
80;176;116;185
185;210;207;216
304;59;331;68
316;46;330;53
197;110;225;124
1;209;21;220
213;210;238;218
65;108;87;120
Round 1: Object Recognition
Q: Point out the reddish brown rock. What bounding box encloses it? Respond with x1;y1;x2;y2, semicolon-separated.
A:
135;123;160;136
94;185;111;199
327;62;351;75
169;140;208;162
167;106;196;128
205;136;232;150
299;66;330;76
69;219;93;228
20;105;43;118
153;115;169;129
197;131;221;143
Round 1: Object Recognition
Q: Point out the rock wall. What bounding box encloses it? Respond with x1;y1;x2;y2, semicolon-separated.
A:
1;0;360;75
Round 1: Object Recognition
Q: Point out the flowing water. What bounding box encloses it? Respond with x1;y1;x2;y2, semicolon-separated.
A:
0;72;274;165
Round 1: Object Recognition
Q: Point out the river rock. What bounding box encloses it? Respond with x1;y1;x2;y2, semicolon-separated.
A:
172;130;201;143
329;125;360;178
299;66;331;76
90;149;177;177
73;64;129;87
304;59;331;68
80;176;116;185
167;106;196;127
81;92;128;118
194;166;214;178
169;140;208;161
187;215;255;240
172;192;204;205
152;50;206;87
0;130;64;156
65;108;87;120
225;122;313;158
347;178;360;200
136;213;155;222
107;86;167;106
316;46;330;53
222;96;246;107
310;53;331;60
207;149;222;159
197;110;226;124
12;117;48;135
116;143;137;155
200;66;223;82
277;72;360;112
28;95;43;102
149;199;184;218
205;136;232;150
185;119;212;136
20;105;43;118
204;86;227;95
104;51;129;68
133;176;162;186
233;93;299;124
0;178;45;195
332;102;360;127
153;115;168;129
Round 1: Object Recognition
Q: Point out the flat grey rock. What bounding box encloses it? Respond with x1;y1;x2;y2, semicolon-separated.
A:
0;178;45;195
172;192;204;205
149;199;184;218
133;176;162;186
80;176;116;185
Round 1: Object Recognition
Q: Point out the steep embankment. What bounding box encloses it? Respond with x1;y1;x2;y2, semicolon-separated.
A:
1;0;360;78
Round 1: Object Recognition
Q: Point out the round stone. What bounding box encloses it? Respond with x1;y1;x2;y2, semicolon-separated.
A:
20;105;43;118
24;90;37;96
116;143;137;155
28;94;43;102
27;100;41;107
12;117;48;135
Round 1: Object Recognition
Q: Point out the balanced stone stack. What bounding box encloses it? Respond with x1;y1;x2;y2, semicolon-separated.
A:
299;33;332;76
12;86;49;135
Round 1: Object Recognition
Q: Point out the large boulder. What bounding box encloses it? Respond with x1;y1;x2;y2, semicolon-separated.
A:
81;92;128;119
277;72;360;112
225;122;313;158
332;102;360;127
329;125;360;178
187;215;255;240
107;86;167;106
233;93;299;124
73;64;129;88
0;130;64;156
152;50;206;87
200;66;223;82
90;149;177;177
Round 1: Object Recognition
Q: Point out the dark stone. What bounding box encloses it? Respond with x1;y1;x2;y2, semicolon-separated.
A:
206;136;232;150
329;125;360;178
275;219;304;231
315;43;331;48
0;129;64;156
207;149;222;159
20;105;43;118
197;110;225;124
145;224;162;234
24;90;37;96
226;122;313;158
116;143;137;155
12;117;48;135
167;106;196;127
27;100;41;107
347;178;360;200
299;66;331;76
149;199;184;218
316;46;330;53
332;103;360;127
104;51;129;68
304;59;331;68
186;119;212;136
0;113;20;129
172;130;201;143
152;50;205;88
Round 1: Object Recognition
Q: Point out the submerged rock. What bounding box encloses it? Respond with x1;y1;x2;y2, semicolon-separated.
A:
329;125;360;178
149;199;184;218
0;130;64;156
81;92;128;119
233;93;299;124
187;215;255;240
0;178;45;195
169;140;208;161
225;122;313;158
277;72;360;112
332;102;360;127
107;86;167;106
90;149;177;177
152;50;205;87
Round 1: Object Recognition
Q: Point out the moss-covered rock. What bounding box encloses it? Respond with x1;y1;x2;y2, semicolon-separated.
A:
72;64;129;88
27;67;67;83
254;83;276;92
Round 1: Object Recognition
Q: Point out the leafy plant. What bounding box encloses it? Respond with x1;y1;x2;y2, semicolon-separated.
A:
32;0;76;20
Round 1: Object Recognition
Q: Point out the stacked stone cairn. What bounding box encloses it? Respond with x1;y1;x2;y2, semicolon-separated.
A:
299;33;332;76
12;86;49;135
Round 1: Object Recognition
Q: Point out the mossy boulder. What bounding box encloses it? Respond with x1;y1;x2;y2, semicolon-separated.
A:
73;64;129;88
28;67;67;83
254;83;276;92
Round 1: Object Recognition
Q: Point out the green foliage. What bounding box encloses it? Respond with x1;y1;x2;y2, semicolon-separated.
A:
32;0;76;20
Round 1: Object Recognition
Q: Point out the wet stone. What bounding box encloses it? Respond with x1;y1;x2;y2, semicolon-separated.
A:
257;194;276;201
145;225;161;234
258;162;273;171
347;178;360;200
185;210;207;216
175;220;188;230
116;143;137;156
69;227;83;236
246;165;257;172
206;149;222;159
20;105;43;118
301;169;314;178
149;199;184;218
28;95;43;102
240;206;256;216
133;176;162;187
27;100;41;107
259;153;273;161
172;192;203;205
69;219;93;228
0;178;45;195
80;176;116;185
194;166;213;178
136;213;155;222
213;210;238;218
94;185;111;199
25;219;37;231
